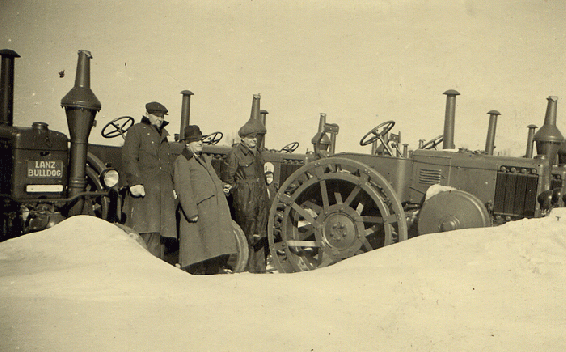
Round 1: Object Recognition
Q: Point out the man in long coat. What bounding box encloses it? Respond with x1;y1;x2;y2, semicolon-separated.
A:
173;125;237;274
222;119;270;273
122;101;177;260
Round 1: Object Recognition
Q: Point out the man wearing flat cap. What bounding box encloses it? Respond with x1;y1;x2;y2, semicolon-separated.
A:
122;101;177;260
222;117;270;273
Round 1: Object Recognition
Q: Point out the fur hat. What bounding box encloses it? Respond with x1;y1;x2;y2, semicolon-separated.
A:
238;118;266;138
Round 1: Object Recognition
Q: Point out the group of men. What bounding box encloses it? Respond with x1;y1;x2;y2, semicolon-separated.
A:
122;101;271;274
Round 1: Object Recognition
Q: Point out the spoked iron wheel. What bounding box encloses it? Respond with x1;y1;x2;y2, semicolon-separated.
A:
268;157;408;273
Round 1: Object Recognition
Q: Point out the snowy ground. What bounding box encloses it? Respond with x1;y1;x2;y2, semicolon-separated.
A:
1;210;565;352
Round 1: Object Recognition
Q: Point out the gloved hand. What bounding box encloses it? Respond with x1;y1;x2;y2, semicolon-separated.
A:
223;183;232;195
130;184;145;197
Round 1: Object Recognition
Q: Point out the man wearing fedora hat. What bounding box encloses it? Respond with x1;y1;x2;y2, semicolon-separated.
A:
122;101;177;260
222;118;270;273
173;125;237;274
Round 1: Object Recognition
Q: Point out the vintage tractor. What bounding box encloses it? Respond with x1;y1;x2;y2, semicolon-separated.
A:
0;49;121;240
268;90;566;273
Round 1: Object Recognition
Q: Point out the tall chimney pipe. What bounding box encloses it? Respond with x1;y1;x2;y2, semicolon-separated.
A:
525;124;537;158
533;96;563;166
246;94;266;146
179;90;194;141
484;110;501;155
61;50;101;214
260;109;268;150
0;49;20;127
442;89;460;149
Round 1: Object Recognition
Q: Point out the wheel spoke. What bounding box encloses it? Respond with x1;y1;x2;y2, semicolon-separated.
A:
334;192;342;204
319;179;330;211
302;200;322;214
359;234;373;252
362;215;385;224
344;184;362;207
287;240;321;247
291;202;320;227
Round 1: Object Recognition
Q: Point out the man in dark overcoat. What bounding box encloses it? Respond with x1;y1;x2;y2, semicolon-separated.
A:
122;101;177;260
222;118;270;273
173;125;237;274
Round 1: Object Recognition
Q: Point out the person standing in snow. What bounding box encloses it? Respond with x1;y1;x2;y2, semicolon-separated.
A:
221;118;270;273
122;101;177;260
173;125;237;274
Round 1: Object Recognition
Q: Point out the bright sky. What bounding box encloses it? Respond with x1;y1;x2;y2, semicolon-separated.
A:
1;1;565;154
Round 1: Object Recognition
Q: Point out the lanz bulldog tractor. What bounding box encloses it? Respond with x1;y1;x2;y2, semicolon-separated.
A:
0;49;121;239
267;90;566;273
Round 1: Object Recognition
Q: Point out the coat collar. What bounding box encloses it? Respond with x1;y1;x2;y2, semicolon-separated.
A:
238;142;257;156
141;115;170;132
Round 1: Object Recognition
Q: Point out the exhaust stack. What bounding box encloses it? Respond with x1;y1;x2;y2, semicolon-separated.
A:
260;109;268;150
525;124;537;158
442;89;460;149
0;49;20;127
61;50;101;211
484;110;501;155
179;90;194;141
533;96;563;165
246;93;266;146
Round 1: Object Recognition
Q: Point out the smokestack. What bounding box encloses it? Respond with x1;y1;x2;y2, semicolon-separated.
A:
442;89;460;149
179;90;194;141
311;113;331;155
61;50;101;212
484;110;501;155
260;109;268;150
245;93;266;146
533;96;564;165
525;124;537;158
0;49;20;127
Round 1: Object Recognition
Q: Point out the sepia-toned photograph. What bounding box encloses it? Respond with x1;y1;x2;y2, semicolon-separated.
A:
1;1;565;351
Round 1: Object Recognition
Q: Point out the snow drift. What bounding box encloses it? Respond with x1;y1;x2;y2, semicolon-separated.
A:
1;211;565;351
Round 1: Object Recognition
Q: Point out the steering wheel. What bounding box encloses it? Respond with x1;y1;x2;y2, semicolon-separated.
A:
202;131;223;145
422;135;444;150
280;141;299;153
360;120;395;146
101;116;135;139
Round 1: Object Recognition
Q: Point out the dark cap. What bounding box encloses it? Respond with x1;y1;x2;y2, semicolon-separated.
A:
146;101;168;116
183;125;203;143
238;118;266;138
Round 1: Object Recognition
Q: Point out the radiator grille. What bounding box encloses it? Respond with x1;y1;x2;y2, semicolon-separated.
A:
493;171;538;218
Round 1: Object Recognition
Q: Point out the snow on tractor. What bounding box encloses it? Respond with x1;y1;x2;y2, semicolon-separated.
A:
268;90;566;273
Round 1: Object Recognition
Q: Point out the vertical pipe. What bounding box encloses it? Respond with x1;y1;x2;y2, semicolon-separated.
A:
260;109;268;150
484;110;501;155
525;124;537;158
534;96;564;165
0;49;20;127
61;50;101;213
179;90;193;140
442;89;460;149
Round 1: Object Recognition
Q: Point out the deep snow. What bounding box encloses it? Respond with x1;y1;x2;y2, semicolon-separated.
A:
1;210;565;351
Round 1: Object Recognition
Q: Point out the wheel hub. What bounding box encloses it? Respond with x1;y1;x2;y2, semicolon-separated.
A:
322;212;357;250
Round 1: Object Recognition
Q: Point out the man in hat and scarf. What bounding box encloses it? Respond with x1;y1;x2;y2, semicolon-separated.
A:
222;117;270;273
173;125;237;274
122;101;177;260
